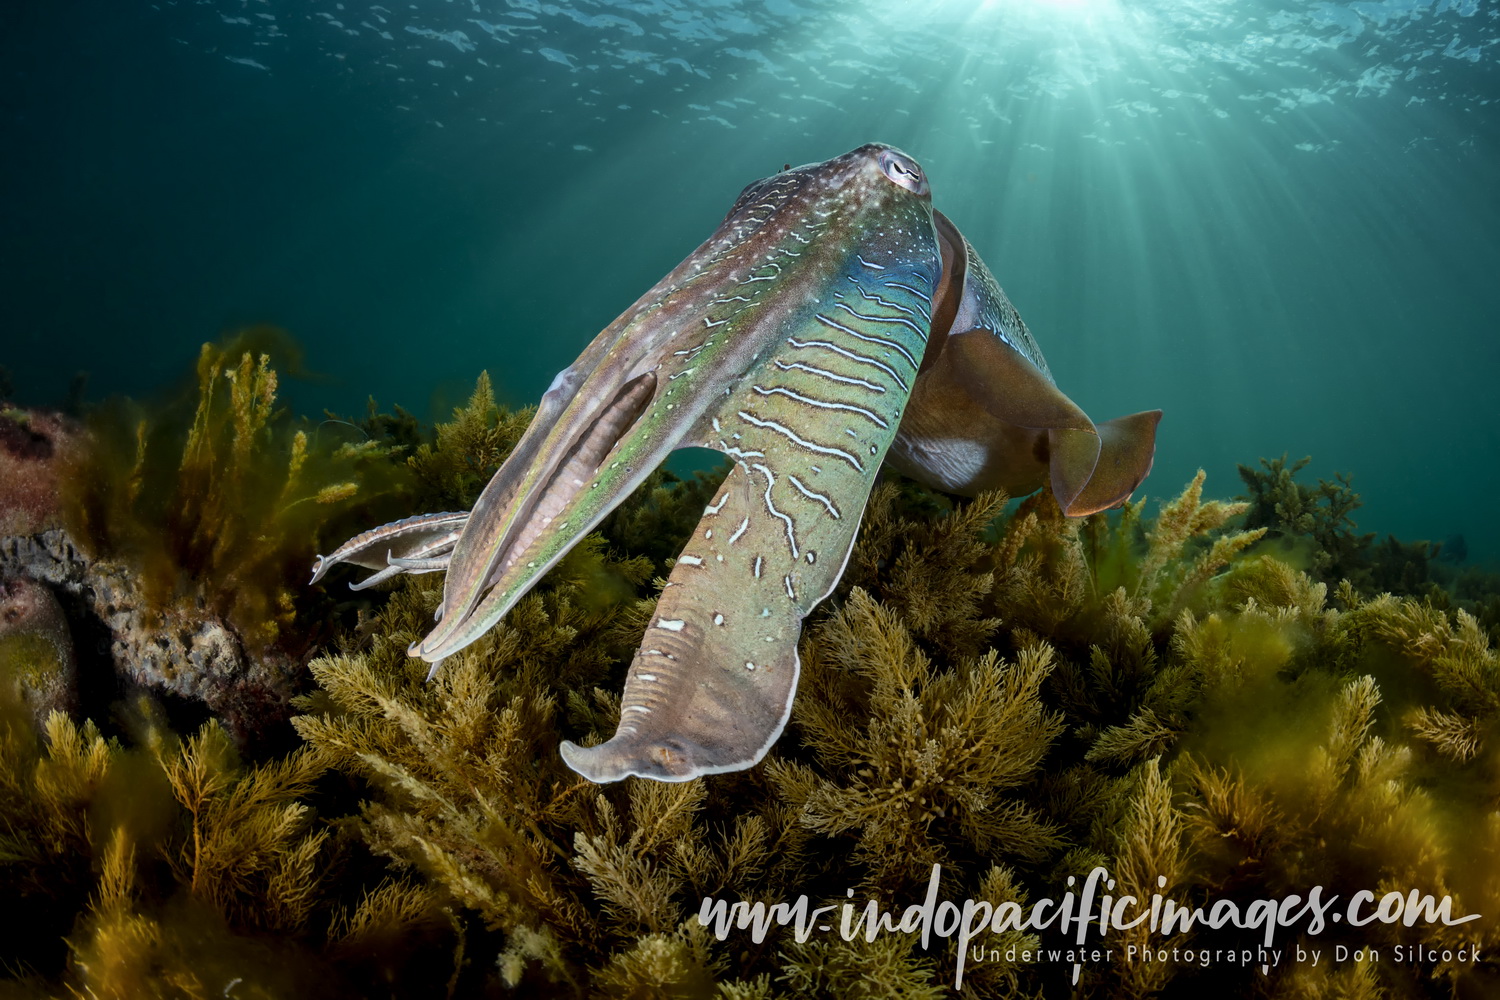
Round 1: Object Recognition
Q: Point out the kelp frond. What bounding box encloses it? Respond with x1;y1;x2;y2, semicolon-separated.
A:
157;721;332;931
840;482;1009;660
20;359;1500;1000
214;462;1500;1000
1108;757;1189;998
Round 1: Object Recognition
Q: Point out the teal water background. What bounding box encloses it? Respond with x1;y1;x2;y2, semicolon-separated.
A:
4;1;1496;563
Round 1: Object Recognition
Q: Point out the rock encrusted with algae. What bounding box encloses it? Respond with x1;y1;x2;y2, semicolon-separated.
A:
0;529;293;741
0;404;81;536
0;334;423;741
0;572;77;725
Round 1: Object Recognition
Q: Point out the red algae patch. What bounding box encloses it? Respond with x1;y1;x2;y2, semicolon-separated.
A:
0;406;81;537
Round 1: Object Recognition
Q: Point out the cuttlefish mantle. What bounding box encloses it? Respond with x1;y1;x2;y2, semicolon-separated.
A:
311;143;1161;783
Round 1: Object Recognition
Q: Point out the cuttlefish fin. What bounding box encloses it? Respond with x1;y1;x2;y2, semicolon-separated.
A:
940;326;1101;513
887;210;1160;515
1062;409;1163;515
942;331;1161;515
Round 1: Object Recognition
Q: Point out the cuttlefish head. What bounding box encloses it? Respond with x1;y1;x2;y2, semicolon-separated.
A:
412;144;940;675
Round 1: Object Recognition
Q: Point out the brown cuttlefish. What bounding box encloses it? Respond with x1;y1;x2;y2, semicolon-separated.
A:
311;144;1161;783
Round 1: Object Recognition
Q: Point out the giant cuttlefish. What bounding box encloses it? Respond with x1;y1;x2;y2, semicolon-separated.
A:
310;144;1161;783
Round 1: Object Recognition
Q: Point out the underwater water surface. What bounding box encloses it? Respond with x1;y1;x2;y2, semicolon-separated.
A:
4;0;1498;562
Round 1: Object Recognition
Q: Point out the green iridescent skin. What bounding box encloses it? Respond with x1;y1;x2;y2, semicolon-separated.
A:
407;145;940;782
560;154;940;781
313;143;1161;783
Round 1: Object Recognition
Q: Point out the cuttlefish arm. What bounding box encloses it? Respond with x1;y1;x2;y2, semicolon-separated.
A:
562;179;939;779
308;511;470;591
306;333;625;599
413;144;939;781
885;210;1161;515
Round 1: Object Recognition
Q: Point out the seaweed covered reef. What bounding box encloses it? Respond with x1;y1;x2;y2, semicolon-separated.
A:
2;330;421;741
1237;455;1500;615
1238;454;1500;646
2;352;1499;998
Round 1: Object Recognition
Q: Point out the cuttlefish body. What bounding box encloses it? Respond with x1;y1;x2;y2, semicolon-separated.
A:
311;144;1160;783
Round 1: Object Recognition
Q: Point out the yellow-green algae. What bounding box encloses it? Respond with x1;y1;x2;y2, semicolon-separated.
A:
0;353;1497;998
59;328;420;660
0;691;447;998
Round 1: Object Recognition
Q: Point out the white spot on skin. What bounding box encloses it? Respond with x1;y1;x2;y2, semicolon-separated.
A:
806;551;817;564
713;613;725;626
745;661;757;671
753;555;763;578
658;619;686;631
678;555;703;566
705;528;713;539
639;673;657;682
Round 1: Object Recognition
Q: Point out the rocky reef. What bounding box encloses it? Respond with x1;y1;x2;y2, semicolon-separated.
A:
0;403;81;537
0;572;77;726
1;344;1497;999
1;331;420;743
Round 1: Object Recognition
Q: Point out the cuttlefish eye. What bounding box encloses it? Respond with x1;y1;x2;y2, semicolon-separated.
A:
878;148;927;196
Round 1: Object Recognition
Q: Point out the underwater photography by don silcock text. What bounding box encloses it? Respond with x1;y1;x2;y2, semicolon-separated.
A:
2;0;1498;997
